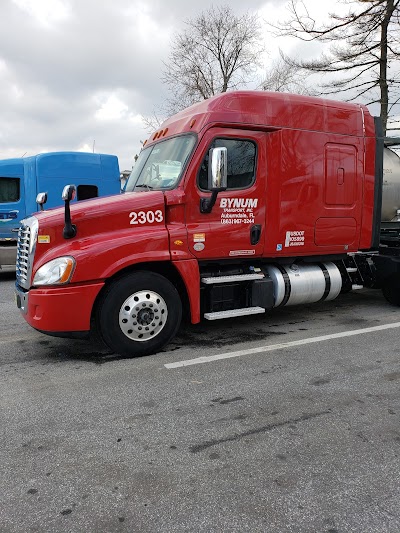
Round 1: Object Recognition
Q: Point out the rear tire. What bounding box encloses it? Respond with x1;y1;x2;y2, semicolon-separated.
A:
382;275;400;306
97;271;182;357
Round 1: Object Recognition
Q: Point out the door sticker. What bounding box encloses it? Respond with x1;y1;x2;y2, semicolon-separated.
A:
219;198;258;225
193;233;205;242
285;230;305;247
229;250;256;256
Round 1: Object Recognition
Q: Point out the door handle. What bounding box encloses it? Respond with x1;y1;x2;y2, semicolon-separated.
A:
250;224;261;245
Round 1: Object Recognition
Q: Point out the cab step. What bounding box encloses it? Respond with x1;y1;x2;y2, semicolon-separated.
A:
204;306;265;320
201;273;264;284
346;267;358;273
352;284;364;290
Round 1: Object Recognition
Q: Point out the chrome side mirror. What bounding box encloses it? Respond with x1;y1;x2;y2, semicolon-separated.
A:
201;147;228;213
62;184;76;202
36;192;48;211
208;147;228;190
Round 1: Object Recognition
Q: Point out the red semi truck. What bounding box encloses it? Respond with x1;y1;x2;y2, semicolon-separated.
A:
14;91;400;356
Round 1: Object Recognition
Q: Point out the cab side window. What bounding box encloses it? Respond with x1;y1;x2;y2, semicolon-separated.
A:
0;177;20;203
198;139;256;191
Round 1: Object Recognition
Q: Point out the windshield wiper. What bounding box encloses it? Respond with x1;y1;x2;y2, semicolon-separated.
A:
135;184;153;190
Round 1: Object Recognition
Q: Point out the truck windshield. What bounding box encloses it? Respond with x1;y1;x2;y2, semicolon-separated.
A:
125;134;196;192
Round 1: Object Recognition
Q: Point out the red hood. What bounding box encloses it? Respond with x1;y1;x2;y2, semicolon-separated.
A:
32;191;170;282
35;191;165;228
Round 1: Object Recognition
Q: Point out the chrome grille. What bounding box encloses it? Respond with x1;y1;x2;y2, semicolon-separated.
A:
16;223;31;285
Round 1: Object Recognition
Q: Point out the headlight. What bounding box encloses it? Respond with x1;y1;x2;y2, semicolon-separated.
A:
33;257;75;286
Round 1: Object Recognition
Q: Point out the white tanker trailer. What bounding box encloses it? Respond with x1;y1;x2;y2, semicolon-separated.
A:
382;146;400;222
380;143;400;246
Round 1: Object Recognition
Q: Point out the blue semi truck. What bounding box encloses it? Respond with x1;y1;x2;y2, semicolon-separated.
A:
0;151;121;270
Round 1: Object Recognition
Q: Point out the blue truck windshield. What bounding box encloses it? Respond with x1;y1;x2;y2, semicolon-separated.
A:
125;134;196;192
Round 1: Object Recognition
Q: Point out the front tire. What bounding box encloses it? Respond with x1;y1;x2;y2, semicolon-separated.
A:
97;271;182;357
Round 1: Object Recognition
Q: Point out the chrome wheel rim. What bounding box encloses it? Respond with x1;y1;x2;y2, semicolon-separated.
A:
119;290;168;342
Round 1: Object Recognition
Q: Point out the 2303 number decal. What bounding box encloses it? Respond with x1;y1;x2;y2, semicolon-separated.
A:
129;209;164;225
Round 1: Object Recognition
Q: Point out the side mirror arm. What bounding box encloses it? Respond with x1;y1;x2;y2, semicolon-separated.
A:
200;188;227;214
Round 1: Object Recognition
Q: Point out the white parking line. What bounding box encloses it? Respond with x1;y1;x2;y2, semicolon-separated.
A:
164;321;400;369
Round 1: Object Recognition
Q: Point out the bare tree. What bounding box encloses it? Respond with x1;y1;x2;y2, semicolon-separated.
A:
141;111;164;133
161;5;264;116
273;0;400;133
261;54;317;95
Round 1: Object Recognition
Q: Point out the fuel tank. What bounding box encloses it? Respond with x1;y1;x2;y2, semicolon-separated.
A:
382;147;400;222
266;262;342;307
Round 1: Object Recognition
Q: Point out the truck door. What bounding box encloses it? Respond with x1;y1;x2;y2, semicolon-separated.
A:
185;129;266;260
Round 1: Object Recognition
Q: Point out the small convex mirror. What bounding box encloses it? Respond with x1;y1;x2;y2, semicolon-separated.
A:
62;184;76;202
208;147;228;190
36;192;48;211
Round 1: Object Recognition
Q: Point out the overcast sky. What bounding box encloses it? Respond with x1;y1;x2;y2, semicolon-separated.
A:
0;0;358;171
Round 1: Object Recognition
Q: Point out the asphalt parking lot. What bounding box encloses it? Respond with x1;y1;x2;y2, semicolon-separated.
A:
1;271;400;532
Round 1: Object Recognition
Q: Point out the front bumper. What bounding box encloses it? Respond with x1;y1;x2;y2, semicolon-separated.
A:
15;281;105;333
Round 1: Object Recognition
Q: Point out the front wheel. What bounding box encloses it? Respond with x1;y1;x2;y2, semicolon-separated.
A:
97;272;182;357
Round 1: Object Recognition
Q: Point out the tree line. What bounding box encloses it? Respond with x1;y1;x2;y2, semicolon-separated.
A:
143;1;400;135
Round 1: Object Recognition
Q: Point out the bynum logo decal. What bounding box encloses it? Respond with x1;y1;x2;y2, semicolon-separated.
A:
219;198;258;209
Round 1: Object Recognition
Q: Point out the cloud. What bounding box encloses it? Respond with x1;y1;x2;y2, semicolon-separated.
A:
0;0;335;170
12;0;71;27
